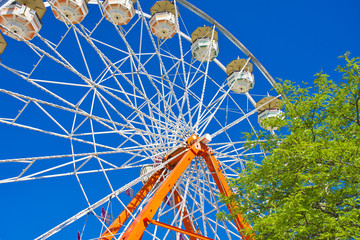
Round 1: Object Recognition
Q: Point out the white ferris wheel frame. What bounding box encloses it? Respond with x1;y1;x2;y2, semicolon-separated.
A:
0;0;278;239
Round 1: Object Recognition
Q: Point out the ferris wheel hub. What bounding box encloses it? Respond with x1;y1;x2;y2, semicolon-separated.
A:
198;133;212;144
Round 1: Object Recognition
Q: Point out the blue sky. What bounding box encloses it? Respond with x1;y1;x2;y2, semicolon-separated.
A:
199;0;360;84
0;0;359;240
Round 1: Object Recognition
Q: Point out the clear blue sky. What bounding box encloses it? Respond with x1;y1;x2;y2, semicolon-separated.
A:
0;1;359;240
199;0;360;84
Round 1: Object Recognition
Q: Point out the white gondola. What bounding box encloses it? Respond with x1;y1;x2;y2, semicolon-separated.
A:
0;3;42;41
256;97;284;130
51;0;88;24
140;164;155;184
191;26;219;62
103;0;135;25
149;0;177;39
226;59;254;93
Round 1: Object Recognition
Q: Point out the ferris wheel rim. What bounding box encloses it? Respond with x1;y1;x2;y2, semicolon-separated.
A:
40;0;276;90
0;0;277;239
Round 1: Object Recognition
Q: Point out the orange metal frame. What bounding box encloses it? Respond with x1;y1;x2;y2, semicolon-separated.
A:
100;135;253;240
144;218;213;240
100;169;164;240
202;151;253;240
173;189;200;240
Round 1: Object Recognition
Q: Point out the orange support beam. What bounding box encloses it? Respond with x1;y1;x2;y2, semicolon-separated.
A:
103;134;253;240
120;142;203;240
144;218;213;240
202;150;254;240
173;189;200;240
100;169;164;240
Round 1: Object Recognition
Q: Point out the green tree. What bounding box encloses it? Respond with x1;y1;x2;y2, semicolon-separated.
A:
220;54;360;239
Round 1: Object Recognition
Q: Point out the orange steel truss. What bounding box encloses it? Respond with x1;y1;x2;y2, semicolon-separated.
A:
173;189;200;240
100;135;253;240
100;169;165;240
202;151;253;240
144;218;213;240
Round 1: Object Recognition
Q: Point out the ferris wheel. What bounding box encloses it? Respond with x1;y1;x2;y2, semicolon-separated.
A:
0;0;283;239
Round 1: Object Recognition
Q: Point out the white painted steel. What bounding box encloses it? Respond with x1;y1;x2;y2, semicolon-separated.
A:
0;0;13;11
0;0;278;239
0;3;42;40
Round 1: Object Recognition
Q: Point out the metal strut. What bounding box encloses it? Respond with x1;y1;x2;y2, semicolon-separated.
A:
202;151;254;240
100;169;165;240
144;218;213;240
120;140;202;239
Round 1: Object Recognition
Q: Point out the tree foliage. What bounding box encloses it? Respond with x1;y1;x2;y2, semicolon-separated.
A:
220;54;360;239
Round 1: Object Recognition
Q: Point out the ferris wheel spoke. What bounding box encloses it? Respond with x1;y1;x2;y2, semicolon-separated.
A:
34;165;157;240
0;147;159;184
0;88;171;145
0;150;125;165
58;15;168;128
183;62;210;91
123;12;142;38
197;93;232;133
1;115;166;160
210;95;281;139
157;178;191;235
93;90;159;148
0;117;71;139
94;154;119;196
30;78;90;88
209;141;246;151
4;144;169;184
193;27;217;134
33;101;70;134
136;3;189;131
0;60;91;111
96;88;183;144
0;0;280;238
31;29;96;86
94;91;129;132
211;140;247;155
172;89;251;171
1;154;93;184
85;10;107;36
225;91;259;134
28;25;73;77
89;92;103;154
97;14;183;129
72;28;94;81
89;37;130;56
